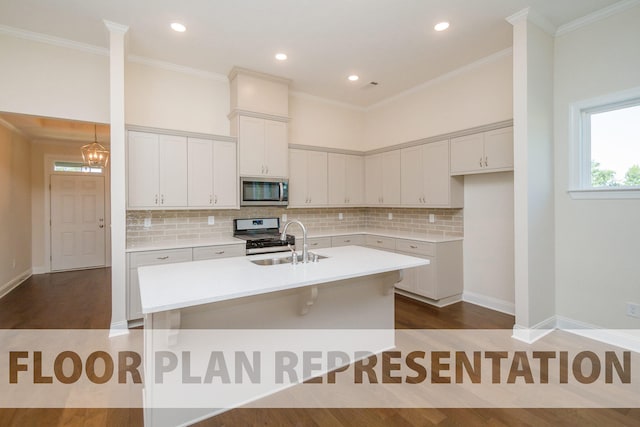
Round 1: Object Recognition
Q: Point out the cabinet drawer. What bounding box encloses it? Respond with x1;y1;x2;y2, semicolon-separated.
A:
331;234;365;247
306;237;332;250
193;244;245;261
365;235;396;250
129;248;193;268
395;239;435;256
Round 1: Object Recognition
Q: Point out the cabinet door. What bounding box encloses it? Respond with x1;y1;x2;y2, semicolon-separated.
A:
484;127;513;171
288;149;308;206
400;146;424;205
415;256;436;298
450;133;484;175
381;150;401;205
395;261;417;292
306;151;328;206
365;154;382;205
128;131;159;208
423;140;450;206
213;140;238;207
188;138;214;207
345;155;364;205
239;116;265;176
264;120;288;177
327;153;346;205
158;135;188;207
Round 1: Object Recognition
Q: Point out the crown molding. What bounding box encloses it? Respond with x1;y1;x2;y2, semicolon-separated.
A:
0;24;108;56
127;55;228;82
505;7;557;35
227;109;290;123
289;91;366;112
556;0;640;36
126;124;236;142
288;144;364;156
103;20;129;34
228;66;291;85
366;48;513;112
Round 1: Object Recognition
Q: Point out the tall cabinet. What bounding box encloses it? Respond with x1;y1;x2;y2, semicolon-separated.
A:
128;131;188;208
237;116;288;178
187;138;237;208
400;140;463;207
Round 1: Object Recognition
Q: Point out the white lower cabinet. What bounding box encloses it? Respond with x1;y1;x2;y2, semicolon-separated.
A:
364;235;462;303
127;244;244;321
331;234;365;247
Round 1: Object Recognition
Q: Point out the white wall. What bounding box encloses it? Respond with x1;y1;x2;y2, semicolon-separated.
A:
363;53;513;150
0;122;31;296
0;35;109;123
554;5;640;328
463;172;515;314
289;94;365;151
125;61;230;136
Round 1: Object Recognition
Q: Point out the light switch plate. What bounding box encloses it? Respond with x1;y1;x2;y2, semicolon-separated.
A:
208;216;215;225
429;214;435;223
282;214;288;222
144;218;152;228
338;213;344;220
388;213;393;220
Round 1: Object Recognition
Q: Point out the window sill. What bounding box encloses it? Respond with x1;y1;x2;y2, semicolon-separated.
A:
568;188;640;200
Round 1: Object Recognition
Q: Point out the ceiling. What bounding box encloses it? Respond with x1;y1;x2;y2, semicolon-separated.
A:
0;0;621;142
0;112;110;145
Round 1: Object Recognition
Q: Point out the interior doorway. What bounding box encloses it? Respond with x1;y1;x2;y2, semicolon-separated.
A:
50;174;106;271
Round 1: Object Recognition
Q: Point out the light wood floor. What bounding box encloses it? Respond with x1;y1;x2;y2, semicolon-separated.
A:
1;268;639;427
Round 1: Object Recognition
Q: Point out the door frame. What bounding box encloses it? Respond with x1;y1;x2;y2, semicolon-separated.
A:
43;154;111;273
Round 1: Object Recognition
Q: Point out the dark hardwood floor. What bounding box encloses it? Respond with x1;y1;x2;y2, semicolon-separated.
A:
1;268;639;427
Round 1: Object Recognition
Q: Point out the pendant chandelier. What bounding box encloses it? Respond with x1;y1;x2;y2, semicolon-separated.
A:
81;124;109;168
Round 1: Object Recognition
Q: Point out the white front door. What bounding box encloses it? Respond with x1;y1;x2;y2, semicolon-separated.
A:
50;175;106;271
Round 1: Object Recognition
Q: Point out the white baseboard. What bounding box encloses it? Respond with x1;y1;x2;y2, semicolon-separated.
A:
0;269;32;299
32;266;49;274
556;315;640;352
109;320;130;337
512;316;556;344
395;289;462;307
462;291;515;315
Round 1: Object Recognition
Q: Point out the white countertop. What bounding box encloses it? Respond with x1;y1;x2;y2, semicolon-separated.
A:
303;229;463;243
138;245;428;314
126;237;244;253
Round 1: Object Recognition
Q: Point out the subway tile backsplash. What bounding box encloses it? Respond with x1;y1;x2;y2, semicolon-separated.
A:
126;207;463;246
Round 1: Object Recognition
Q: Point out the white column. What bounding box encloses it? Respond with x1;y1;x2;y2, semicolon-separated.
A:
507;9;557;342
104;20;129;335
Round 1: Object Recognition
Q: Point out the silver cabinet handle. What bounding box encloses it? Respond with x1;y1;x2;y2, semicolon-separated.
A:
161;195;164;204
485;156;489;167
479;157;483;167
215;251;225;255
154;194;158;205
214;195;218;204
265;165;269;174
261;165;265;174
157;256;169;260
99;224;104;228
209;195;213;205
345;240;351;243
410;245;418;249
311;243;318;246
377;240;383;244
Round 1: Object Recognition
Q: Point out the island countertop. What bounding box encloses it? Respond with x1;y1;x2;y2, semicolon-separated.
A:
138;245;428;314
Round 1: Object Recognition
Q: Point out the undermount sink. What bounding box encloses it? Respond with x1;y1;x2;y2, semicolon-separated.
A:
250;254;328;266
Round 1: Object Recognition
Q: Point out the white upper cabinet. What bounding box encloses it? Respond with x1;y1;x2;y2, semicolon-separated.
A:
238;115;288;178
365;150;401;206
288;149;327;207
450;127;513;175
188;138;237;208
128;131;188;208
328;153;364;206
401;140;463;208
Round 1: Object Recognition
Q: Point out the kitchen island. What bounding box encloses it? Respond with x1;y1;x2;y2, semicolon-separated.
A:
138;245;427;426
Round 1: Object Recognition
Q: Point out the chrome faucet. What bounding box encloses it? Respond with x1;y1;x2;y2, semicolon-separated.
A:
281;220;309;263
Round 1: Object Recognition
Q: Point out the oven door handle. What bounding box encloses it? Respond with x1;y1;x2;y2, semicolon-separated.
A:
279;182;284;202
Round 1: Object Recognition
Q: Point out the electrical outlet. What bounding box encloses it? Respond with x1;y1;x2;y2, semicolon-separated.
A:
282;214;288;222
429;214;435;223
627;303;640;318
143;218;152;228
388;213;393;220
208;216;215;225
338;213;344;220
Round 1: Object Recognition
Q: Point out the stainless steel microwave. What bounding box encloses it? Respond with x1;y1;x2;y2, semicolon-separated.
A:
240;177;289;206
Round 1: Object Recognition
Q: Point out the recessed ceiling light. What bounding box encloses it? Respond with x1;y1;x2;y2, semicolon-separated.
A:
275;53;287;61
171;22;186;32
434;22;450;32
348;75;359;82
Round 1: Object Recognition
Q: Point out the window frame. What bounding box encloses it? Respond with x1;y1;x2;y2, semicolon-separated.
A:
569;86;640;200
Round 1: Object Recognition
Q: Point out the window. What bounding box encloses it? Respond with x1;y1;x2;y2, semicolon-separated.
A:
53;161;103;174
570;89;640;199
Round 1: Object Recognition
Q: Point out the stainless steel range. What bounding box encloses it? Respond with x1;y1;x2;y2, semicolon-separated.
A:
233;217;295;255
